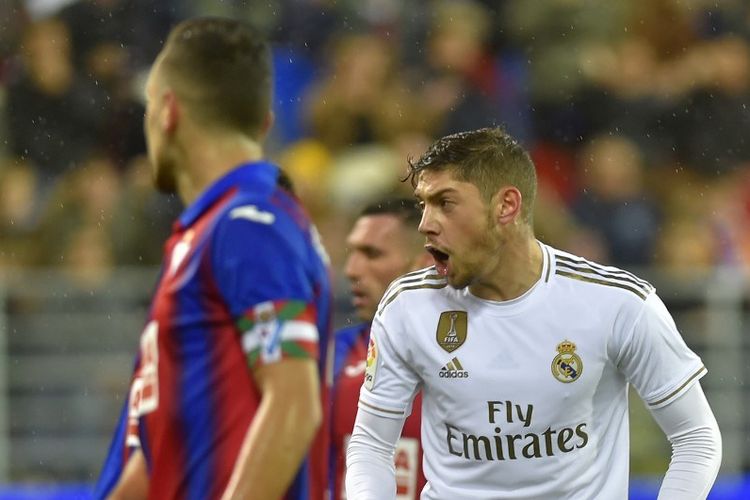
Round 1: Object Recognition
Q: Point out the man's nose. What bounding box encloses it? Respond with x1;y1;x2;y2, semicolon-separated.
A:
344;252;361;280
418;206;437;235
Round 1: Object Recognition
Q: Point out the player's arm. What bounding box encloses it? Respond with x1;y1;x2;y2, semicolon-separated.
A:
212;213;326;500
650;382;721;500
613;293;721;498
221;358;321;500
346;407;406;499
345;307;420;499
106;448;148;500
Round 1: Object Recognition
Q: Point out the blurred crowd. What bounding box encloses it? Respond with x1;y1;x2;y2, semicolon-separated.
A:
1;0;750;293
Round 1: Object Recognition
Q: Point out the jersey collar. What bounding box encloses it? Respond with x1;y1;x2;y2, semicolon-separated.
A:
176;161;279;228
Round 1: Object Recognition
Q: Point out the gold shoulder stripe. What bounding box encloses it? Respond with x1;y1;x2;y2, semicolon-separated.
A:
378;282;447;316
383;272;442;298
555;269;649;300
400;266;437;280
556;254;651;288
381;267;438;301
556;261;654;296
556;254;651;290
648;366;707;407
359;399;405;415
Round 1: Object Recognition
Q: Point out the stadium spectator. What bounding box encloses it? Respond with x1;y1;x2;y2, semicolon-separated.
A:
32;153;121;268
5;18;105;184
672;35;750;174
95;18;332;500
304;33;418;151
570;135;661;266
345;127;721;499
420;0;500;137
0;157;40;269
332;197;431;500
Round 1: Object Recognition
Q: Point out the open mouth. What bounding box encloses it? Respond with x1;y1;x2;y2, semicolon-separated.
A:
426;246;450;276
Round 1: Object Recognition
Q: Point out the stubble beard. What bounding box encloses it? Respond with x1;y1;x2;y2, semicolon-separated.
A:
152;154;178;194
449;217;498;291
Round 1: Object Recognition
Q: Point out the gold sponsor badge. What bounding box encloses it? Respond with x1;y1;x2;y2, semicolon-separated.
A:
436;311;468;353
551;340;583;383
364;336;377;390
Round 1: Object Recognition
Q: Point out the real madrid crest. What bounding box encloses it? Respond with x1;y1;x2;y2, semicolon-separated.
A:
551;340;583;383
436;311;467;353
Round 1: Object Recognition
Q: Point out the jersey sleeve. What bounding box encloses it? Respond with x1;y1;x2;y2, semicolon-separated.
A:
612;292;706;409
211;208;319;368
358;302;421;420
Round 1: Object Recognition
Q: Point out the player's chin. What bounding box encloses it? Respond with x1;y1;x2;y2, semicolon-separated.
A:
355;305;375;323
154;168;177;194
446;269;471;290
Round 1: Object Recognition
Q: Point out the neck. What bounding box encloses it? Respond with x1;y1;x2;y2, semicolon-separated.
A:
174;130;264;206
469;233;543;302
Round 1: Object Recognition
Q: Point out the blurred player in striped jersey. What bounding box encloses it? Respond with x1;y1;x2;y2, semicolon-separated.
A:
95;18;332;500
346;127;722;499
332;197;432;499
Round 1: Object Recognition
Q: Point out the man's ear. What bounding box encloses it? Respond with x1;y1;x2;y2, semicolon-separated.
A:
258;110;275;139
493;186;522;226
162;90;180;134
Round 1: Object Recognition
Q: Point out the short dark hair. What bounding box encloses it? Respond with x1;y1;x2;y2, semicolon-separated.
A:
159;17;272;137
406;127;537;223
360;196;421;229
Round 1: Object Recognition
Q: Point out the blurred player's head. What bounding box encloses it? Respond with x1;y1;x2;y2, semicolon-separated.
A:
345;197;431;322
408;127;538;289
144;17;273;193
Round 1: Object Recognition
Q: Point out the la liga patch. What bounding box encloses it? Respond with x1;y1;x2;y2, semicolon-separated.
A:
364;336;378;390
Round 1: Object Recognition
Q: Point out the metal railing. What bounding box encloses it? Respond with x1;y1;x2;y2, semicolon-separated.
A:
0;266;745;482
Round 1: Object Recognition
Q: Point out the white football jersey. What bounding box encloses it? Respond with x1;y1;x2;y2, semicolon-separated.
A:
359;242;705;500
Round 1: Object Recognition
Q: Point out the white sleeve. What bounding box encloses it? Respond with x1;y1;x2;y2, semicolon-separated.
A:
649;382;722;500
345;409;406;500
614;293;706;409
358;307;421;419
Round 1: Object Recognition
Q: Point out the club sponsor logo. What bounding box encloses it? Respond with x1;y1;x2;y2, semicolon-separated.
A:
444;400;589;461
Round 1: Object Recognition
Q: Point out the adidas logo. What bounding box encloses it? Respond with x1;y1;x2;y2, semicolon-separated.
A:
439;357;469;378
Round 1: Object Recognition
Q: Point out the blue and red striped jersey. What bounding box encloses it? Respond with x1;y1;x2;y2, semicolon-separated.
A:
95;161;332;500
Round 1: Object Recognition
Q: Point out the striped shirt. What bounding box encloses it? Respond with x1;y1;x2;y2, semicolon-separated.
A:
95;162;332;500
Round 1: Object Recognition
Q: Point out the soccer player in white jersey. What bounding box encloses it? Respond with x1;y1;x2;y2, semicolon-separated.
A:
345;127;722;499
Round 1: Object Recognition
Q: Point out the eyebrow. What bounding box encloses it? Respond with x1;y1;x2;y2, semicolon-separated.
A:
414;187;458;201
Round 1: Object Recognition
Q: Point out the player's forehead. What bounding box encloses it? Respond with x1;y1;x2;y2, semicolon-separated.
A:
413;168;469;200
347;214;405;247
144;53;168;98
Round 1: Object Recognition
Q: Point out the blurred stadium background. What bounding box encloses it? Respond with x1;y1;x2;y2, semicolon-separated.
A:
0;0;748;498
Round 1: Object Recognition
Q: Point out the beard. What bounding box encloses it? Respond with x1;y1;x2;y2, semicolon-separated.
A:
151;152;178;194
449;218;500;291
